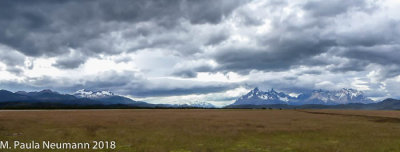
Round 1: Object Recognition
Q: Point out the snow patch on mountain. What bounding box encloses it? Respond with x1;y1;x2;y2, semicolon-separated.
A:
304;88;373;104
74;89;115;98
174;101;215;108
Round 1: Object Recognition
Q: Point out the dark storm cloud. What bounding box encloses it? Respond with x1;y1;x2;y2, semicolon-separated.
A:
172;70;198;78
338;45;400;66
213;38;336;74
198;0;400;78
301;70;323;75
303;0;367;17
205;32;230;46
335;19;400;47
53;57;87;69
328;60;369;73
52;50;88;69
172;64;215;78
207;2;343;74
183;0;248;24
335;45;400;79
1;0;400;101
0;51;25;66
0;0;247;67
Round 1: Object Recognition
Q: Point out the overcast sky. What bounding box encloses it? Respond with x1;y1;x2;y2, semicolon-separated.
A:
1;0;400;106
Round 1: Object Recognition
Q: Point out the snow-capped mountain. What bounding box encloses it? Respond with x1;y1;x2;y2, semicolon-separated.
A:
174;101;215;108
298;88;373;105
73;89;142;105
234;88;296;105
74;89;114;98
232;88;373;105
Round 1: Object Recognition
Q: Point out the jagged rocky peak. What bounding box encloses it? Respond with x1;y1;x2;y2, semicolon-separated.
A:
339;88;363;97
247;87;274;95
247;87;260;95
233;87;373;106
308;88;371;104
252;87;260;92
235;88;292;105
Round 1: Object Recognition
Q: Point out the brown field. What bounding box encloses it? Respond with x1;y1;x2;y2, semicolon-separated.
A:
0;109;400;152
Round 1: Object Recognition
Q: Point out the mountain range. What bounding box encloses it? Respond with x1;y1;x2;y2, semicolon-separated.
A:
0;88;399;110
226;98;400;110
232;88;373;106
0;89;216;109
226;88;400;110
73;89;148;105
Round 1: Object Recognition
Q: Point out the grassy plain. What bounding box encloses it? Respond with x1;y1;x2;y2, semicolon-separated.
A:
0;109;400;152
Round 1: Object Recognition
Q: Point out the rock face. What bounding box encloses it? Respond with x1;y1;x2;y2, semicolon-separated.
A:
232;88;373;106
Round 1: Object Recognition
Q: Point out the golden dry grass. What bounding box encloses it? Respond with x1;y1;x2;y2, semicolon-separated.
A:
0;109;400;152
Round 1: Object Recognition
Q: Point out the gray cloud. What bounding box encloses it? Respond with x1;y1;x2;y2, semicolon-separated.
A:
172;70;198;78
213;38;336;74
197;0;399;78
0;46;25;66
0;45;27;74
172;64;215;78
328;59;369;73
5;67;24;75
53;57;86;69
205;32;230;46
303;0;368;17
339;45;400;65
52;49;88;69
0;0;247;67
